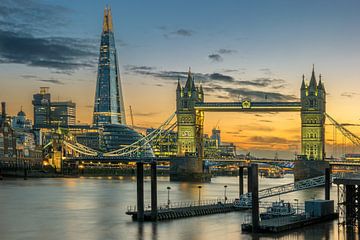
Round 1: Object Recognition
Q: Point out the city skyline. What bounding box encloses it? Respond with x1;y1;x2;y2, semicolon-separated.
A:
1;0;360;158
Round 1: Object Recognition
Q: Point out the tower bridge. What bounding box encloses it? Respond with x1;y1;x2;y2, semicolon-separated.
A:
175;66;326;181
43;66;360;181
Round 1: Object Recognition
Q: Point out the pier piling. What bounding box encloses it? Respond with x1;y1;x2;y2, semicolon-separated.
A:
239;166;244;196
250;164;259;233
151;161;158;221
247;166;252;193
325;167;330;200
136;162;144;222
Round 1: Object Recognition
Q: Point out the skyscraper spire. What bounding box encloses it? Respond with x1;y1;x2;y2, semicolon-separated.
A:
103;6;113;33
93;7;126;126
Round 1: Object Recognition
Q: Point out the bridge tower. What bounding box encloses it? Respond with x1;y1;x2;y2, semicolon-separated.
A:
172;68;209;181
296;66;328;181
300;66;326;160
176;68;204;157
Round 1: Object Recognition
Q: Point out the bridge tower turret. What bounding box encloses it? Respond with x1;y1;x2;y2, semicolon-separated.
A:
176;68;204;157
300;66;326;160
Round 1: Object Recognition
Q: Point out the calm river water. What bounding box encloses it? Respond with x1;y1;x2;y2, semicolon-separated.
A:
0;175;354;240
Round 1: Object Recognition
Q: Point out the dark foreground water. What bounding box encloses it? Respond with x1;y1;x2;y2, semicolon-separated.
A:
0;175;354;240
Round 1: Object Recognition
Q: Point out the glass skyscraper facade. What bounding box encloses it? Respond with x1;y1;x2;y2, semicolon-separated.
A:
93;7;126;126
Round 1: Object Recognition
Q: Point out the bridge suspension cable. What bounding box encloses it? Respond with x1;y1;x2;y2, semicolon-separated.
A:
103;112;176;157
326;113;360;146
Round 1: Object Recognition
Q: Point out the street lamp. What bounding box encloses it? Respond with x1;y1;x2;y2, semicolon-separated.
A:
198;186;202;206
224;185;228;203
167;186;171;207
294;198;299;214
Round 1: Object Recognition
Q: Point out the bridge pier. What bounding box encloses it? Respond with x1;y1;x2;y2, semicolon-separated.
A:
170;157;211;182
294;160;330;181
239;166;244;196
250;164;259;233
150;161;158;221
136;162;144;222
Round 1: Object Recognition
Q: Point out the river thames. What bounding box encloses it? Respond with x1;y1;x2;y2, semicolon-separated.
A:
0;175;351;240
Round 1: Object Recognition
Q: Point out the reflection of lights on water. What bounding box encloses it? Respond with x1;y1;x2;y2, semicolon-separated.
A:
108;177;112;180
118;176;124;180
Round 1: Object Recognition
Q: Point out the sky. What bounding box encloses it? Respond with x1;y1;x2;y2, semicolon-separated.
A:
1;0;360;158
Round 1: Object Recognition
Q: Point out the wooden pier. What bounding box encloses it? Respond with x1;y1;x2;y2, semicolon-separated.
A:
126;199;248;221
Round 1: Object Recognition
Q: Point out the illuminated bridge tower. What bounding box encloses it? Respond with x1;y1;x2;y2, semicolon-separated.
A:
93;7;126;126
295;66;327;181
300;66;326;160
172;69;209;181
176;69;204;156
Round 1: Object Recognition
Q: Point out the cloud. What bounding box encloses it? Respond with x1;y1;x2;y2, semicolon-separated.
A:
0;1;96;73
259;68;273;75
38;79;64;85
173;29;193;37
208;73;234;83
205;84;297;101
217;49;237;54
125;65;294;100
240;78;286;89
161;27;194;38
341;92;360;98
208;54;223;62
247;136;299;145
0;0;70;34
0;29;96;71
21;74;37;79
133;112;160;117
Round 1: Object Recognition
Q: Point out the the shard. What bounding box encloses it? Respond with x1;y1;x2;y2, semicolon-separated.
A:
93;7;126;126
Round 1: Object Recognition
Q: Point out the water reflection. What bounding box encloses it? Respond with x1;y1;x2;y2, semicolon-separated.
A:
0;176;345;240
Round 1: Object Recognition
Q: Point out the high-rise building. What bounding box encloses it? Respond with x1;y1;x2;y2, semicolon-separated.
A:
32;87;51;128
93;7;126;126
50;101;76;126
32;88;76;128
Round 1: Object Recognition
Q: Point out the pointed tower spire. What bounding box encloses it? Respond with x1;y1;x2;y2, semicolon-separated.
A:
301;74;306;89
185;67;194;91
103;6;113;33
309;64;317;90
176;77;181;91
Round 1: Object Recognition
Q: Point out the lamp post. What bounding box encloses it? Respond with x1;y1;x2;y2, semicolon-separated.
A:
167;186;171;207
294;198;299;214
224;185;228;203
198;186;202;206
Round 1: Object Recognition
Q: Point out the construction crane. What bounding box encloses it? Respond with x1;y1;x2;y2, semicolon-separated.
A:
129;105;134;127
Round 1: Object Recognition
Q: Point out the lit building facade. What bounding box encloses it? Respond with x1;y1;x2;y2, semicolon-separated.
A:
32;88;76;128
93;7;126;126
50;101;76;126
32;87;51;128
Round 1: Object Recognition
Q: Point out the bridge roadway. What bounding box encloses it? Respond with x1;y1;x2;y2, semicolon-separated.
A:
194;101;301;112
65;156;360;167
